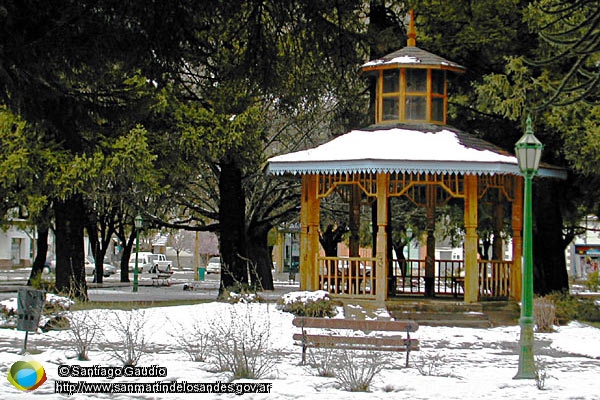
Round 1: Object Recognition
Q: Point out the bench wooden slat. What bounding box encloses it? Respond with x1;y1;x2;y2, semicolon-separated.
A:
292;317;418;332
293;316;419;367
297;343;420;352
293;333;419;349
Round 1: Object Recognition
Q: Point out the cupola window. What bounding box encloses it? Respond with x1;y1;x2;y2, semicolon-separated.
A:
379;68;447;124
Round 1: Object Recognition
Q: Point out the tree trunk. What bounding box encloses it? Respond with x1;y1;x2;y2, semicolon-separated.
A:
27;227;49;285
85;213;103;284
117;228;136;283
319;224;347;257
219;157;248;293
533;180;569;295
246;223;274;290
54;195;88;300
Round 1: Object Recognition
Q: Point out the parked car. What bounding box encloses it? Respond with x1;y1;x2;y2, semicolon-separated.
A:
128;251;153;273
206;256;221;274
85;256;117;277
148;254;172;274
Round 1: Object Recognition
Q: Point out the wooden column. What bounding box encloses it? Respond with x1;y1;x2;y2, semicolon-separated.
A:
274;231;284;273
464;174;479;303
425;184;436;297
300;174;320;290
511;176;523;301
376;173;390;302
349;184;361;258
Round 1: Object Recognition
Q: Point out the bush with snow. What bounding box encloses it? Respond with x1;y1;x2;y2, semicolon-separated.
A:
277;290;337;317
0;293;73;330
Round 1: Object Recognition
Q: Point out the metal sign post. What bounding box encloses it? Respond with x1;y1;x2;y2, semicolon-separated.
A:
17;289;46;354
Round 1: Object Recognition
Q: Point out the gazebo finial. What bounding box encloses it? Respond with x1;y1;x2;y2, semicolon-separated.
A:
407;9;417;47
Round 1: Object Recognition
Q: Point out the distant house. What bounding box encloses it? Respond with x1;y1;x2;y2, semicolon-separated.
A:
0;222;34;268
567;215;600;279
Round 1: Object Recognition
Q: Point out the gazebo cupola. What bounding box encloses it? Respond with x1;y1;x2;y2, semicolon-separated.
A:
362;10;465;125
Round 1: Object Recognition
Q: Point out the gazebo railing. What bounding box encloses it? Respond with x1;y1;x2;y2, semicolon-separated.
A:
318;256;376;298
392;259;464;296
478;260;511;299
391;259;512;300
391;259;426;295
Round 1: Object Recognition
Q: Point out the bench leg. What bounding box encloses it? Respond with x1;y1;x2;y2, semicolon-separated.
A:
301;343;307;365
301;324;307;365
405;329;410;368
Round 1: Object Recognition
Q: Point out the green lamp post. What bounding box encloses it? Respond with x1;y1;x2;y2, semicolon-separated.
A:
514;115;543;379
133;214;143;293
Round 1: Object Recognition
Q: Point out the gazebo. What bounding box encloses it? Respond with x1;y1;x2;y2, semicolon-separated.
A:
267;12;566;303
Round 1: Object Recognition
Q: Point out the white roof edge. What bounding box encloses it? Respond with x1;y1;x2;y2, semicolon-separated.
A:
267;160;567;179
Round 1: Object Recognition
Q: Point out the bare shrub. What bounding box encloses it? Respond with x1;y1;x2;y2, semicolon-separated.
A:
535;357;550;390
107;309;147;366
307;348;337;377
415;352;446;376
210;304;277;380
173;320;212;362
534;297;556;332
334;350;385;392
68;311;100;361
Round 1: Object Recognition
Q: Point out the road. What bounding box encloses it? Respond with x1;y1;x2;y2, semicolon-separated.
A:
0;268;300;303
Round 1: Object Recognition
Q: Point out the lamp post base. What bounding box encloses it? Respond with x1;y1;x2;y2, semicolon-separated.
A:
514;316;536;379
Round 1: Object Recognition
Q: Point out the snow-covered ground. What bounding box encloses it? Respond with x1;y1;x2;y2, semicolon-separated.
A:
1;299;599;399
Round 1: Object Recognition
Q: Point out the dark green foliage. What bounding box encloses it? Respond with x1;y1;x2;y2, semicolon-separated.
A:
586;271;599;292
545;292;600;323
525;0;600;106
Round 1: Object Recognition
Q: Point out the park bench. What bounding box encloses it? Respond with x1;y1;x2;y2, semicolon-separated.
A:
151;271;173;286
292;317;419;367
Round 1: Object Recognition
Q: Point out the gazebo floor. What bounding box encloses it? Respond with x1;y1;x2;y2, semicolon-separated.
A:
385;297;520;328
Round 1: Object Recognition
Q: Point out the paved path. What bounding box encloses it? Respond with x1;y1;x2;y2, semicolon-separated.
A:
0;268;300;303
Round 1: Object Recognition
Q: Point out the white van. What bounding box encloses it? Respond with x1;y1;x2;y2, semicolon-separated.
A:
128;251;153;273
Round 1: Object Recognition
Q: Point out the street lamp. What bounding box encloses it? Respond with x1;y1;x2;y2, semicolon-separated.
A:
133;214;143;293
514;115;543;379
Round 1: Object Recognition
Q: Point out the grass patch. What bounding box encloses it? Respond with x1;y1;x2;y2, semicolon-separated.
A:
584;321;600;329
71;299;212;311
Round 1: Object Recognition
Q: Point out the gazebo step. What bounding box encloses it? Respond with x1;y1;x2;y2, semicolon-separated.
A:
414;319;493;328
386;299;519;327
388;311;492;328
386;300;485;313
341;299;393;321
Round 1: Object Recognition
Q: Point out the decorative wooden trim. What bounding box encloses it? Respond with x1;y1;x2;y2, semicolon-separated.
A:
478;175;515;202
318;172;377;199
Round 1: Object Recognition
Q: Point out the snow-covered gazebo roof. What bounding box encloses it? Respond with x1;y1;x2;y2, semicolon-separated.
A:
266;124;566;179
361;46;465;72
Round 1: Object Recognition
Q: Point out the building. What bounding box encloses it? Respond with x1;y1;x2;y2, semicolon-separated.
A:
0;223;34;268
567;215;600;279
